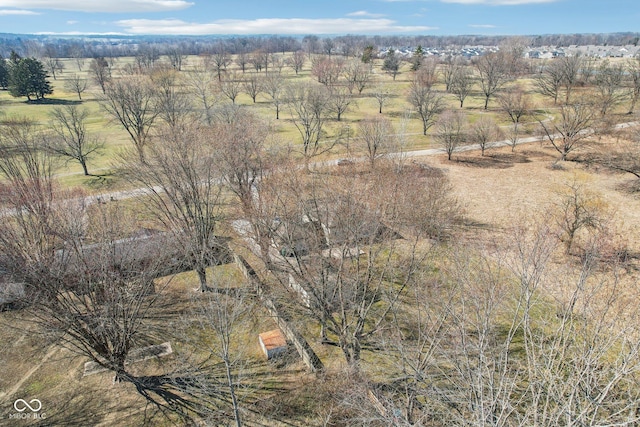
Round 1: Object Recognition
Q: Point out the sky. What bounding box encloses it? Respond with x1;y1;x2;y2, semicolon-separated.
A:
0;0;637;37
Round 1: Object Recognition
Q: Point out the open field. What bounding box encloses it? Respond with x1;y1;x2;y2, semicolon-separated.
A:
0;54;567;189
2;49;640;425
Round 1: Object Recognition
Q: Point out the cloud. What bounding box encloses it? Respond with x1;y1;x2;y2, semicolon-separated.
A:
67;20;78;24
469;24;497;28
36;31;127;35
0;8;39;15
347;11;385;18
440;0;557;4
115;18;436;35
0;0;193;12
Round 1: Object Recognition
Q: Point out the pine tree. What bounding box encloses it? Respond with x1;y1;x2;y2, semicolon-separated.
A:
8;57;53;101
382;48;401;80
0;55;8;90
411;45;425;71
361;45;375;64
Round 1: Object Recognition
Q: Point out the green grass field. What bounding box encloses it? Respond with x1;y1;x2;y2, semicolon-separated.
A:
2;53;583;194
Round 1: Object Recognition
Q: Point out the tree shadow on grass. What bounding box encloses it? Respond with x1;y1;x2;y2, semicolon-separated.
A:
31;381;134;427
26;98;82;106
454;152;531;169
126;359;303;426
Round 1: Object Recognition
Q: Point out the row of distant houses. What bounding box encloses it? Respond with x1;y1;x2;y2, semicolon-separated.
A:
379;45;496;59
381;44;640;60
528;45;640;59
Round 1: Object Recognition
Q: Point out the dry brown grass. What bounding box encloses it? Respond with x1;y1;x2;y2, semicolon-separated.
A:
422;139;640;255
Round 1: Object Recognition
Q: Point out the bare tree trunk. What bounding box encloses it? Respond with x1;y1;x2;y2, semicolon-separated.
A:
196;266;209;292
224;355;242;427
81;159;89;176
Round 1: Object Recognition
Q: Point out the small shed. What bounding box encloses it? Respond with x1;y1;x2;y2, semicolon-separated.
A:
258;329;287;360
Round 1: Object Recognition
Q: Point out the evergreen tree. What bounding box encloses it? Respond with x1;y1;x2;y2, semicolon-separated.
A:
411;45;425;71
382;48;401;80
0;56;8;90
8;57;53;101
361;45;375;64
9;50;21;64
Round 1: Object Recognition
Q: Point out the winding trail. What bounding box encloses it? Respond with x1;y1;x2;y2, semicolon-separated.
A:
1;121;638;217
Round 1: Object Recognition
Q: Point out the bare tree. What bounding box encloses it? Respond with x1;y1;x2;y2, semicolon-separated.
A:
534;59;564;104
213;109;269;216
450;66;475;108
209;43;230;81
150;65;194;130
235;50;249;73
69;43;85;71
121;123;225;292
285;83;331;165
188;273;254;427
263;72;285;119
588;127;640;182
375;217;640;426
269;53;286;74
311;56;343;86
388;110;413;173
407;81;445;135
435;110;467;161
343;60;372;94
101;76;159;163
415;57;439;89
303;35;320;58
538;101;595;161
579;55;598;85
437;248;524;427
249;165;446;366
594;60;626;116
43;54;64;80
288;50;306;75
186;64;220;125
327;85;354;121
357;115;394;168
46;105;103;176
372;84;391;114
625;55;640;114
249;49;269;73
64;74;88;100
242;73;263;103
166;43;186;71
134;43;160;71
559;55;583;103
470;116;502;156
497;86;530;151
322;38;336;56
442;55;466;93
0;121;169;391
4;199;171;383
0;117;55;267
89;57;111;94
473;51;512;110
553;179;606;254
220;73;243;104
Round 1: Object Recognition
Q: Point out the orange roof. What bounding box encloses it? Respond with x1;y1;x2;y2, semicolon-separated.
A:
259;329;287;350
